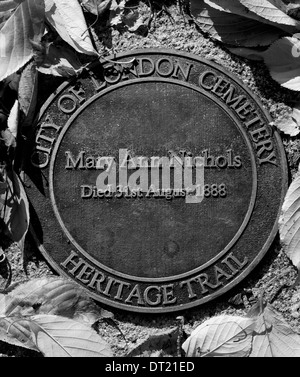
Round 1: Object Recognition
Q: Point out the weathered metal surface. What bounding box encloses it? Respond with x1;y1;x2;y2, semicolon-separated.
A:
23;50;288;313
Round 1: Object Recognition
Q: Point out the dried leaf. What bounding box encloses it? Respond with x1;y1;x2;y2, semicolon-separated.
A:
279;173;300;270
274;105;300;136
275;115;300;136
182;315;255;357
191;0;284;47
45;0;97;56
0;277;113;325
7;99;18;138
0;0;45;82
37;43;84;77
127;328;180;357
240;0;300;27
30;315;113;357
263;37;300;90
80;0;112;16
123;11;147;33
108;0;127;27
18;61;38;128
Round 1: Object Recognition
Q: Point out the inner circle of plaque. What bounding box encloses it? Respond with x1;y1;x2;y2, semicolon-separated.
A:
49;78;258;282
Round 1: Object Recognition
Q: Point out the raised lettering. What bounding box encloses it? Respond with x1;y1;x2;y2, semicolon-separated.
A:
125;284;144;305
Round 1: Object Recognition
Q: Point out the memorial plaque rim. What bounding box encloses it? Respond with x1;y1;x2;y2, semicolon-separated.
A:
27;49;289;313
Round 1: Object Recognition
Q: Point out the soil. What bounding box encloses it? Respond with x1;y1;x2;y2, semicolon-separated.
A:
1;1;300;357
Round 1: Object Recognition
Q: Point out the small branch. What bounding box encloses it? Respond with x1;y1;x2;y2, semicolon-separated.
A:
176;316;185;357
258;267;295;306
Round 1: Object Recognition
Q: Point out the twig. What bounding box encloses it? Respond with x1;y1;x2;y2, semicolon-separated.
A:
176;316;185;357
258;267;295;307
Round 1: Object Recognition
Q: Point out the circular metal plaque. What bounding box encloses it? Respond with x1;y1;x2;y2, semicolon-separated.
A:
24;50;288;313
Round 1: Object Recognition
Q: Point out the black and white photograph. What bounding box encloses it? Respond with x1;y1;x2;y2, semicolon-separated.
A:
0;0;299;361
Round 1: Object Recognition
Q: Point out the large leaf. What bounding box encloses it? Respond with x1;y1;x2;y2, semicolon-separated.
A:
0;9;13;30
0;277;112;325
263;37;300;90
0;314;114;357
191;0;284;47
30;315;113;357
279;173;300;270
45;0;97;55
204;0;297;33
248;303;300;357
0;316;38;351
240;0;300;27
0;1;24;12
182;304;300;357
0;0;45;82
182;315;255;357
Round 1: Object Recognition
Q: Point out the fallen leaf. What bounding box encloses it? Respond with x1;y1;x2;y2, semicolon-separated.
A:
0;1;24;12
6;72;21;92
0;314;114;357
37;43;84;77
45;0;97;56
279;173;300;270
0;0;45;82
18;61;38;128
287;2;300;20
205;0;298;34
183;303;300;357
240;0;300;28
7;99;19;138
274;104;300;136
248;303;300;357
80;0;112;16
263;37;300;90
191;0;284;47
127;328;180;357
275;115;300;136
0;9;13;30
1;128;16;148
0;277;113;325
0;181;6;195
5;170;29;252
227;47;266;61
0;316;38;351
108;0;127;27
182;315;255;357
30;315;113;357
